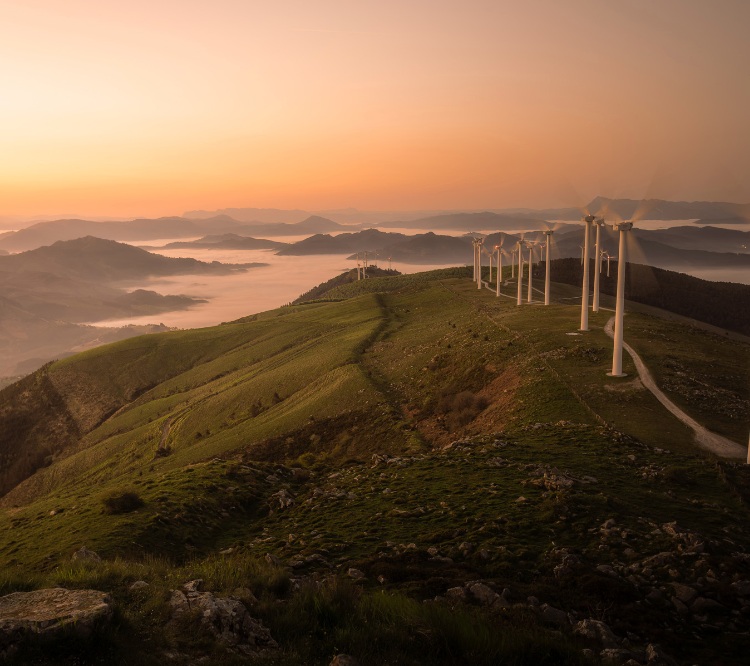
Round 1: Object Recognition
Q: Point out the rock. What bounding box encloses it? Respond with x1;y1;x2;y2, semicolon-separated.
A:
231;588;258;605
574;619;620;649
269;489;294;510
264;553;281;566
71;546;101;563
468;583;499;606
731;580;750;597
596;564;617;577
347;568;365;580
690;597;726;615
602;519;616;530
646;643;677;665
645;589;663;603
670;597;689;615
527;596;540;606
330;655;359;666
129;581;149;591
446;587;467;601
599;648;633;664
671;583;696;604
0;588;112;657
168;580;277;654
540;603;569;626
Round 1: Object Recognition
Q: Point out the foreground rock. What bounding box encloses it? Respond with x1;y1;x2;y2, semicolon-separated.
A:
0;588;112;658
168;580;277;655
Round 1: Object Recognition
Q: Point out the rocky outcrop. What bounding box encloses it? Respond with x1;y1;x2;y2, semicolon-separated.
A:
0;588;112;658
168;580;276;655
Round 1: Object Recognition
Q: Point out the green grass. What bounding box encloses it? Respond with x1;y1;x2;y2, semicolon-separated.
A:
1;266;748;664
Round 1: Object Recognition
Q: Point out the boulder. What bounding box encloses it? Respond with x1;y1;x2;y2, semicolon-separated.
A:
574;619;620;649
168;580;277;655
129;581;149;591
330;655;359;666
0;588;112;658
71;547;101;562
539;603;569;626
468;583;499;606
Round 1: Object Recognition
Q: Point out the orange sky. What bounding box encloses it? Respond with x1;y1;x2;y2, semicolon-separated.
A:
1;0;748;218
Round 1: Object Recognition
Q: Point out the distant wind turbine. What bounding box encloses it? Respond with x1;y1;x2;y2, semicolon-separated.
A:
580;215;595;331
592;218;606;312
516;241;525;306
608;221;633;377
543;230;553;305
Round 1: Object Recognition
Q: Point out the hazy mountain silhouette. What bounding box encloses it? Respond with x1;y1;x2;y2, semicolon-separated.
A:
378;211;551;231
552;226;750;270
587;197;750;222
144;233;288;251
0;237;261;376
0;236;255;281
277;229;406;255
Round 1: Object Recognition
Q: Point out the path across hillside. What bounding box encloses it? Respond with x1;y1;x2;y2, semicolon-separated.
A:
604;316;746;459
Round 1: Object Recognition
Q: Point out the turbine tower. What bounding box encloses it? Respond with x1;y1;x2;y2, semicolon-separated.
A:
526;243;534;303
477;238;484;289
516;241;524;305
592;218;605;312
543;230;553;305
608;221;633;377
495;245;502;298
580;215;595;331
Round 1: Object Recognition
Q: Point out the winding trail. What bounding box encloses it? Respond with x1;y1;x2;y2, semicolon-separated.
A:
604;316;745;459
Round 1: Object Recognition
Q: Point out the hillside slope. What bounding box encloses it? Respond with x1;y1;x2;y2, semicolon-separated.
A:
0;269;748;664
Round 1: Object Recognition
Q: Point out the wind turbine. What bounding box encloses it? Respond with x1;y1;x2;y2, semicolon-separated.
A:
608;221;633;377
516;240;526;306
475;237;484;289
592;218;606;312
580;215;595;331
543;230;553;305
526;242;535;303
494;244;503;297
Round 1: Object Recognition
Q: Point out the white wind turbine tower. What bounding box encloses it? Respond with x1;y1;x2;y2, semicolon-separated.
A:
543;230;553;305
477;238;484;289
516;240;525;305
608;221;633;377
580;215;595;331
592;218;606;312
472;238;477;282
526;242;535;303
494;244;503;297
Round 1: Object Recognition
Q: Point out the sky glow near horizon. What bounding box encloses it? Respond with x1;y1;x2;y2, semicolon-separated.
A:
1;0;748;218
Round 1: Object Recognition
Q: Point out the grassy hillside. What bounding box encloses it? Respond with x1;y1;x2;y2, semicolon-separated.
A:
0;268;748;664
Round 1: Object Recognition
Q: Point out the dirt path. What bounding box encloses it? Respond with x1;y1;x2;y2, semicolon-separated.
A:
604;316;746;459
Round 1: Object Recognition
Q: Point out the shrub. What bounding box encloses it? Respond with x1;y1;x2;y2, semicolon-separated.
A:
102;490;144;514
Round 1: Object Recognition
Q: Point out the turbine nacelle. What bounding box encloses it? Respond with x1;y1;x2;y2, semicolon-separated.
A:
612;221;633;231
584;215;596;223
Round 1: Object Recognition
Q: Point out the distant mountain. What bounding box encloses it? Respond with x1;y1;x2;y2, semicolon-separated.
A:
0;237;262;377
277;229;406;255
378;212;552;231
145;233;288;251
552;226;750;271
0;216;250;253
0;236;254;282
366;232;472;264
586;197;750;222
183;207;311;224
